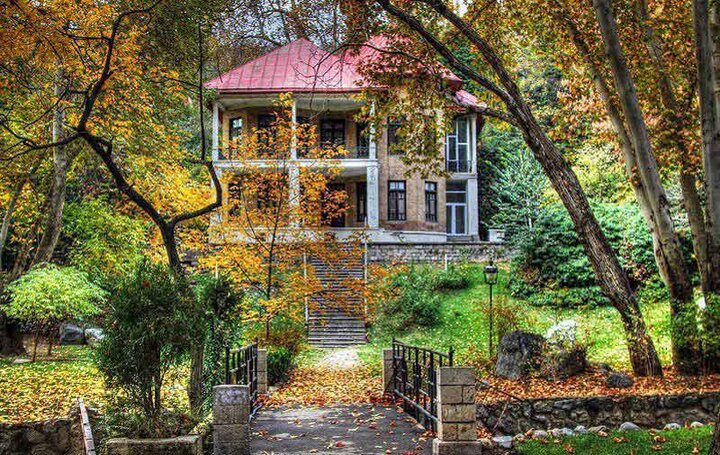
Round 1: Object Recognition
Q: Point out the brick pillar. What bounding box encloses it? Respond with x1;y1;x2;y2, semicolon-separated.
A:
213;385;250;455
382;348;394;394
433;367;482;455
257;349;268;394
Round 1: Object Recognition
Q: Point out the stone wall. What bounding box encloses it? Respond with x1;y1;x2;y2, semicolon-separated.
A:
368;241;506;264
477;392;720;435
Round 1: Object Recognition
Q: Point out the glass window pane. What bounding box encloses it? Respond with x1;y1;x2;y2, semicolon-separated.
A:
457;117;468;143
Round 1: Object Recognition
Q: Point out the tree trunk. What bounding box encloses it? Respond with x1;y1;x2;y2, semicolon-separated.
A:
711;412;720;454
33;68;68;265
188;342;205;413
0;313;26;356
382;0;662;376
593;0;700;373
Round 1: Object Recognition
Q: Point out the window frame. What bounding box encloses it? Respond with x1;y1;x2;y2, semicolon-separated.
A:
387;118;403;155
356;182;367;223
387;180;407;221
229;117;243;142
320;118;346;147
425;181;438;223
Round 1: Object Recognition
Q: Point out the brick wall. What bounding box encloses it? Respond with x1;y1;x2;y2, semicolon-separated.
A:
368;242;507;264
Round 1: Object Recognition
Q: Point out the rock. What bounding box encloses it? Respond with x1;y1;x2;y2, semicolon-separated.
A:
13;358;31;364
492;436;514;449
663;423;681;431
84;328;104;347
59;324;84;345
532;430;549;439
495;331;545;380
25;429;46;444
574;425;588;434
588;426;608;434
690;421;705;428
542;347;587;380
545;319;578;349
606;372;634;389
596;363;613;373
559;428;575;437
619;422;641;432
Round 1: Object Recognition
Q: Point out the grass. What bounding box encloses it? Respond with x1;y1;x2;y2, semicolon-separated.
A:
358;264;672;372
517;427;712;454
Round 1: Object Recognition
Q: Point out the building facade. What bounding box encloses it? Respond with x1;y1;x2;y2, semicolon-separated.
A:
206;37;483;244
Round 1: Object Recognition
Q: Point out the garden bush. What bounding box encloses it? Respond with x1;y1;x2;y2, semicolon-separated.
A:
432;263;473;291
267;346;294;385
97;258;199;434
6;264;105;359
509;202;694;307
379;265;441;330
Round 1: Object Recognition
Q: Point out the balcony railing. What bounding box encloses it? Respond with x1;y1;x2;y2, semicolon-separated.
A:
446;160;473;173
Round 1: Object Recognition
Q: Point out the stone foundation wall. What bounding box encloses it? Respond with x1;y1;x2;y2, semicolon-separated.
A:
368;242;507;264
477;392;720;435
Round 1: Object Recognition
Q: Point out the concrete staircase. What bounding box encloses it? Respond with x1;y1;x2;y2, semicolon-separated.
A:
307;254;367;348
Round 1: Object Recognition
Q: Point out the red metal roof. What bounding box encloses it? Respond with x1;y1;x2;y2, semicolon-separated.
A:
205;37;482;110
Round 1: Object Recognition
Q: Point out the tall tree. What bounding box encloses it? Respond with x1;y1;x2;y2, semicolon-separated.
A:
358;0;662;375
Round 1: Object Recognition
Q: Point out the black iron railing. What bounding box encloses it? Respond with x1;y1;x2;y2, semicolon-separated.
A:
225;339;260;417
392;338;454;432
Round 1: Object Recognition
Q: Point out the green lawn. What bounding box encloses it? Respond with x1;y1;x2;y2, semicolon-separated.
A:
358;264;672;372
517;427;712;454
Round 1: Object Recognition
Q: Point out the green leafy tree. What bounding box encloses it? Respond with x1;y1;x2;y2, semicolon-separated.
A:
6;264;105;360
97;259;199;425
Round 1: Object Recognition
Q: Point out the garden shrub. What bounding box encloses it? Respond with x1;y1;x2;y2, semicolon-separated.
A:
6;264;105;359
432;263;473;291
379;265;441;330
509;202;694;307
267;346;294;385
97;258;199;433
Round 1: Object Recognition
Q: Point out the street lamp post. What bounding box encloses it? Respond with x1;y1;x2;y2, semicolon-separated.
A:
483;259;499;356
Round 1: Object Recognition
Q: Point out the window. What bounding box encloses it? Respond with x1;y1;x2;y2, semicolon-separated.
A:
425;181;437;222
229;117;243;142
445;116;472;172
356;182;367;222
356;122;370;157
320;119;346;147
258;114;275;130
388;180;406;221
387;118;402;154
446;181;467;235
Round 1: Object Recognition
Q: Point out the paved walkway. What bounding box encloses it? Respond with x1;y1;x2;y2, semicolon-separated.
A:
251;348;432;454
250;405;432;454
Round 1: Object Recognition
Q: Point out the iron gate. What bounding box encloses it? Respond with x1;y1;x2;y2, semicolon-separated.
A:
392;338;454;432
225;339;261;417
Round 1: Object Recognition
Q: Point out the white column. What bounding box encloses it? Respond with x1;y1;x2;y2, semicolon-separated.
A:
470;113;478;174
369;102;377;160
212;102;220;161
288;164;300;211
367;162;379;229
466;178;479;239
291;98;298;160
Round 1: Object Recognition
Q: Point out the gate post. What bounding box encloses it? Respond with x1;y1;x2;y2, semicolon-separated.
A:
433;367;482;455
382;348;394;393
213;385;251;455
257;349;268;394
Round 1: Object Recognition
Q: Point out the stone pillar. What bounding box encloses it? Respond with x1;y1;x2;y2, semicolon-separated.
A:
288;165;300;211
366;162;379;229
382;348;394;393
213;385;250;455
257;349;268;394
466;178;479;240
369;103;377;160
433;367;482;455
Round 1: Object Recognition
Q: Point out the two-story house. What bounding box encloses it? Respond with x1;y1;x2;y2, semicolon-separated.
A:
205;37;483;248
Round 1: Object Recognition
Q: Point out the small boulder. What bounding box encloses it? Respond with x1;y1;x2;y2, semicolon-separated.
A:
492;436;513;449
588;426;608;434
59;324;84;345
13;358;31;364
550;428;574;438
84;328;104;348
619;422;641;432
596;363;613;374
574;425;588;434
663;423;681;431
606;372;634;389
542;346;587;380
532;430;549;439
690;421;705;429
495;331;545;379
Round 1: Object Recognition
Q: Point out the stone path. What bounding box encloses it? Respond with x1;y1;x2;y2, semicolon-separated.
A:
250;405;432;454
317;347;361;369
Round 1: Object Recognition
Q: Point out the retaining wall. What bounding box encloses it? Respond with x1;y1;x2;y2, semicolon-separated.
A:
368;242;507;264
477;392;720;435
